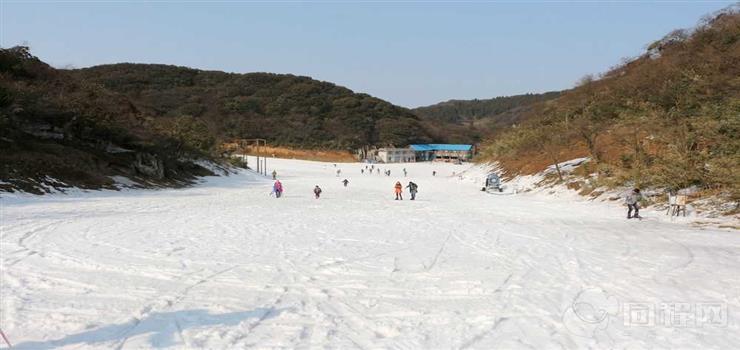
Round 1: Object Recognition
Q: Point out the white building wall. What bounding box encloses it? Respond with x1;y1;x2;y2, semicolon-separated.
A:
377;148;416;163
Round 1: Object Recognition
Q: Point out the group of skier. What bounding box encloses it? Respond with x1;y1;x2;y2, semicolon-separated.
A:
274;166;644;219
359;165;415;178
394;181;418;200
271;164;421;200
275;178;419;201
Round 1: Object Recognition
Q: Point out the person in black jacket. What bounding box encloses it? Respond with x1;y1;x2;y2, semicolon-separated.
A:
406;181;418;200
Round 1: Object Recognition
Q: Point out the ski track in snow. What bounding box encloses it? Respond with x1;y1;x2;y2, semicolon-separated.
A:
1;157;739;349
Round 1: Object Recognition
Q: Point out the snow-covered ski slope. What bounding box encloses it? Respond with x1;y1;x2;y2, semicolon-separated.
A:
1;157;738;349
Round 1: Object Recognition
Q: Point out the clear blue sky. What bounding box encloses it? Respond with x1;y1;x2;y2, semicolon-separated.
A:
1;1;733;107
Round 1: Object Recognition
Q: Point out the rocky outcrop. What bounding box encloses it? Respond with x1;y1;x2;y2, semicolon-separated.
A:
133;152;164;179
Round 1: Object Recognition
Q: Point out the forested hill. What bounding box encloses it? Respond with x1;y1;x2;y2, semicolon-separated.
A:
71;64;433;149
1;51;438;193
413;91;561;125
480;9;740;201
0;47;220;193
412;91;562;144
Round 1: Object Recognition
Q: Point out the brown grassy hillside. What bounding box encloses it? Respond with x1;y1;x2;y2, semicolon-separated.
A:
480;8;740;199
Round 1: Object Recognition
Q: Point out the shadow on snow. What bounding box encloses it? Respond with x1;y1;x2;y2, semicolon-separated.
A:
13;308;286;349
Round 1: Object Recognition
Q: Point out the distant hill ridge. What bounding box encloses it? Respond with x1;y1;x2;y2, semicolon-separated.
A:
412;91;563;144
71;63;434;150
414;91;562;125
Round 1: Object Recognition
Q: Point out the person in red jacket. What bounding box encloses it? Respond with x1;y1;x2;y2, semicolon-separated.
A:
273;180;283;198
394;181;403;200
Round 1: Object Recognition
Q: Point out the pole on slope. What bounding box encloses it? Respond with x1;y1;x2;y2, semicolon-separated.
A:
260;141;265;176
237;138;267;176
264;140;268;176
259;139;267;176
0;328;11;348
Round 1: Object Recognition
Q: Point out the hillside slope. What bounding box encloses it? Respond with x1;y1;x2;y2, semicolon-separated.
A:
413;92;562;143
71;64;434;150
480;9;740;202
0;47;218;194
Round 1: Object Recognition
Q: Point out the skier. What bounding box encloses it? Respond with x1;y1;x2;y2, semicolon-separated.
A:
403;168;407;177
273;180;284;198
313;185;322;199
387;170;391;177
336;169;341;177
377;168;380;174
406;181;418;200
432;170;436;177
342;179;349;187
272;170;277;180
625;188;642;219
361;169;364;174
394;181;403;200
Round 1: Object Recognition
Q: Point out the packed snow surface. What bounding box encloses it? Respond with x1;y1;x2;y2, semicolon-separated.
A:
1;158;738;349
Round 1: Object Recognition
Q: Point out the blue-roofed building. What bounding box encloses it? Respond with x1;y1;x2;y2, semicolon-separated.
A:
409;144;474;162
